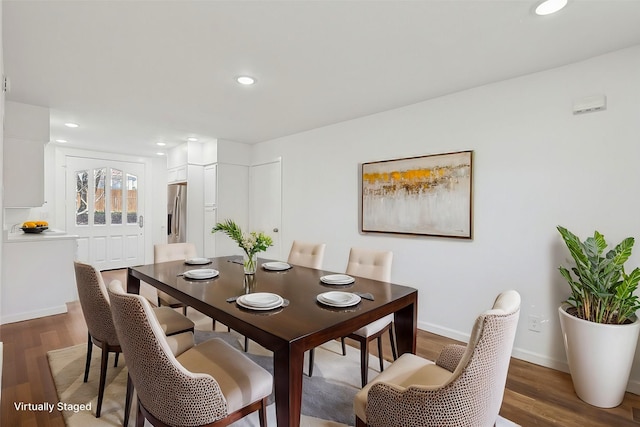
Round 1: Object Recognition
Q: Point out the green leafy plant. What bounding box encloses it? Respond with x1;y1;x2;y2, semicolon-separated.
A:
557;226;640;324
212;219;273;259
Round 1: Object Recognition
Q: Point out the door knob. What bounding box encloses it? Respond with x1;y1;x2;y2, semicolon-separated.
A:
273;228;279;233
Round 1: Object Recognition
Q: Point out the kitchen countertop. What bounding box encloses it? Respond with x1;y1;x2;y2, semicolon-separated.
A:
4;229;79;242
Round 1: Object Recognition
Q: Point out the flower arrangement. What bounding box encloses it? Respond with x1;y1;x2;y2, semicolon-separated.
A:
212;219;273;273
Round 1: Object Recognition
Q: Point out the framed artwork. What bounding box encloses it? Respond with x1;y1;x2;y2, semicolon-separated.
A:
361;150;473;239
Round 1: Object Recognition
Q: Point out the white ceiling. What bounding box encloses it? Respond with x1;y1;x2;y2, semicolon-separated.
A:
4;0;640;156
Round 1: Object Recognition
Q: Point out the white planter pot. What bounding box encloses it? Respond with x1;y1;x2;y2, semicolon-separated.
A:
558;305;640;408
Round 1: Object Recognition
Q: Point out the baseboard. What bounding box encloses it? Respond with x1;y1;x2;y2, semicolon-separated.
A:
0;305;68;324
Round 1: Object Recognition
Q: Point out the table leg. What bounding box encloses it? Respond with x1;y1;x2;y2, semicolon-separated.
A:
394;299;417;355
127;269;141;294
273;345;304;427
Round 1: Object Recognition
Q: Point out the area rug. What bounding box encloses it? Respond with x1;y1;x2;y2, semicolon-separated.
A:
47;330;380;427
47;330;520;427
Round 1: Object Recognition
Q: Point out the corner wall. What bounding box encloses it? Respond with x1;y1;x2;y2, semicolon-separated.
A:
252;45;640;392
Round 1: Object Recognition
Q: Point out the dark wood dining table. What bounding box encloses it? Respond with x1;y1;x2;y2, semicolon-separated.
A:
127;256;418;427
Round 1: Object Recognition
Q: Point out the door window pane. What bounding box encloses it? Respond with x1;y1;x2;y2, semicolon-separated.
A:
111;169;123;224
127;173;138;224
94;168;106;225
75;170;89;225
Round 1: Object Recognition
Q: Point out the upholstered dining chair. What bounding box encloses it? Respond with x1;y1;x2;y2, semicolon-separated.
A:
287;240;326;269
154;242;198;315
308;247;396;387
354;290;521;427
107;280;273;427
73;261;195;418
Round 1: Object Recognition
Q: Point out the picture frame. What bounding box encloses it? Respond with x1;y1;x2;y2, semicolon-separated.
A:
361;150;473;239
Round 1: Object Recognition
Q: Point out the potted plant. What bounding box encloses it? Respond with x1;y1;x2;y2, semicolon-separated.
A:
212;219;273;274
556;225;640;408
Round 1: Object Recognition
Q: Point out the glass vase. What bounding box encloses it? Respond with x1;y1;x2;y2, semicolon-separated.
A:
243;252;257;274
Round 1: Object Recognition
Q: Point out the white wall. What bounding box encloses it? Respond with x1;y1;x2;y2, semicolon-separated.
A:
252;45;640;391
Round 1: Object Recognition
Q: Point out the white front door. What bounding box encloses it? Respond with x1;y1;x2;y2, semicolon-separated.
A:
67;156;145;270
250;159;282;260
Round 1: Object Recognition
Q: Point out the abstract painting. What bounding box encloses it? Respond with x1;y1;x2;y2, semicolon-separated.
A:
361;150;473;238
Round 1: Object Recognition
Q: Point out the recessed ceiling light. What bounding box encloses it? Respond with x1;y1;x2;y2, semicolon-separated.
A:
156;152;166;156
55;139;68;143
535;0;568;15
156;142;166;146
187;137;198;142
236;76;256;85
64;122;79;128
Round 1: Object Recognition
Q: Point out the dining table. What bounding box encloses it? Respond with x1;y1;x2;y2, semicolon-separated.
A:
127;255;418;427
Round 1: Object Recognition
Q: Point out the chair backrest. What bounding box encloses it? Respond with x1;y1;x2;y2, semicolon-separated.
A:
154;242;198;263
345;247;393;282
107;280;228;426
367;290;521;427
287;241;326;269
73;261;119;346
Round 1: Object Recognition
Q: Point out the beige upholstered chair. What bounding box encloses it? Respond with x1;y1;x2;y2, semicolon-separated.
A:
343;247;396;387
107;280;273;427
73;261;194;418
354;290;521;427
287;240;326;269
308;247;396;386
154;242;198;315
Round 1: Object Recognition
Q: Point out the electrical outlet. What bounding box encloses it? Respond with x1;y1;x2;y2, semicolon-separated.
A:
528;314;542;332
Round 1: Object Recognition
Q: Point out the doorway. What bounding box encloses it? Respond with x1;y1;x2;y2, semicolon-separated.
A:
66;156;146;270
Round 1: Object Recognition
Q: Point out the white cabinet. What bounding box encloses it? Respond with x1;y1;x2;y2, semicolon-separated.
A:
204;164;217;207
3;138;45;207
3;102;49;207
203;207;217;257
1;237;78;323
168;165;187;183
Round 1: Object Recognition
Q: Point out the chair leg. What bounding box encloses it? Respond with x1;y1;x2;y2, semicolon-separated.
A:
136;401;145;427
244;336;249;352
355;415;368;427
360;339;369;388
96;348;109;417
341;337;347;356
182;305;187;316
114;351;120;368
83;332;92;383
308;348;315;377
389;325;398;360
258;397;268;427
377;336;384;372
124;374;134;427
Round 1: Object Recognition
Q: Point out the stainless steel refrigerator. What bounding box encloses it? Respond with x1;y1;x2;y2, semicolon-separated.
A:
167;183;187;243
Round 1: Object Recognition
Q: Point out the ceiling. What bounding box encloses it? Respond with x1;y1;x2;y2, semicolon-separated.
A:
4;0;640;156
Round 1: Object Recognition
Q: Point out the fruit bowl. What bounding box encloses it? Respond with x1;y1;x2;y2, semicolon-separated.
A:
21;226;48;234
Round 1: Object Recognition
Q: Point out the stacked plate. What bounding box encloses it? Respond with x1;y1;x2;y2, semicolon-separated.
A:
262;262;292;271
185;257;211;265
317;291;361;307
320;274;355;285
183;269;219;280
237;292;284;310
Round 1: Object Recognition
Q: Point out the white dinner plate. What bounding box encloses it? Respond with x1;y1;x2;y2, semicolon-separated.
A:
185;257;211;265
237;293;284;310
320;274;355;285
183;268;219;280
262;262;292;271
317;291;361;307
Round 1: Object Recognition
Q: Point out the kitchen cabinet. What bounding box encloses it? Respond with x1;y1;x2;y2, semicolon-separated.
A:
204;164;217;207
3;102;49;207
1;234;78;324
168;165;187;183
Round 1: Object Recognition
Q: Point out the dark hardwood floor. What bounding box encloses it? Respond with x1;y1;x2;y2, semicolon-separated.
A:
2;299;640;426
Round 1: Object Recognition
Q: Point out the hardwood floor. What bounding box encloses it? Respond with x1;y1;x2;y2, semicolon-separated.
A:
2;300;640;426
